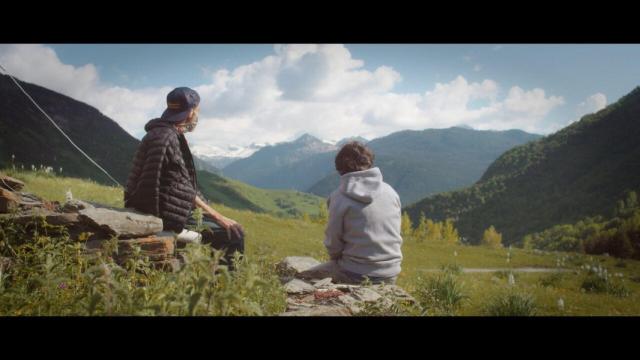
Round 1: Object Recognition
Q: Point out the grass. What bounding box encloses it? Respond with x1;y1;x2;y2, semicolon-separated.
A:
3;169;640;316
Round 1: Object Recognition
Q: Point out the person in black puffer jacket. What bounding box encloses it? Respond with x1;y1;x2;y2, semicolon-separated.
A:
124;87;244;268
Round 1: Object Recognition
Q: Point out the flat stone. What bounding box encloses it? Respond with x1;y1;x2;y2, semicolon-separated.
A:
312;277;334;288
276;256;321;276
337;294;363;314
78;206;163;238
0;174;25;191
351;287;382;303
0;208;80;228
283;278;316;294
279;305;351;316
62;199;95;213
117;235;176;261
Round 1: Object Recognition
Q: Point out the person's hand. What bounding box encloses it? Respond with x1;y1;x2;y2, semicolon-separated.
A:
216;216;245;239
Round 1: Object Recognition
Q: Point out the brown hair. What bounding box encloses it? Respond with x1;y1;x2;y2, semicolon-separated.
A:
335;141;374;175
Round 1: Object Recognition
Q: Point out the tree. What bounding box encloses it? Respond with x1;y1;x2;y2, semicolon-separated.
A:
401;211;414;238
482;225;503;249
425;219;441;242
442;219;460;244
414;212;428;242
316;202;329;223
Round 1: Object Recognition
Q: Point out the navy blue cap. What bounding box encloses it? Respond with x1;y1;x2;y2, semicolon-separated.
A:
160;87;201;123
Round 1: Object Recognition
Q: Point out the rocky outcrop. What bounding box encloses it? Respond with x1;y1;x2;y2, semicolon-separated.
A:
77;206;163;239
276;256;417;316
0;173;179;272
0;174;25;191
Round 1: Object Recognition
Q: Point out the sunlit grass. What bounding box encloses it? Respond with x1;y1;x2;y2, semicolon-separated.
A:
4;169;640;315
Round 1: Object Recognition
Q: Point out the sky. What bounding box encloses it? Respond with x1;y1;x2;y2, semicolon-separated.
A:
1;44;639;157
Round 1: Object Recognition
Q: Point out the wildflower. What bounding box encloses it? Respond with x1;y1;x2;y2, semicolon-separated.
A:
557;298;565;311
58;282;67;289
453;251;458;257
65;189;73;202
508;273;516;286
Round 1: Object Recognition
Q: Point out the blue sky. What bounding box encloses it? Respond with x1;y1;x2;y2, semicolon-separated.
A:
2;44;640;157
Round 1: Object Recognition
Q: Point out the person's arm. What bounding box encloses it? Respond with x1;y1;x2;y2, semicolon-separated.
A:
195;195;244;239
324;195;346;260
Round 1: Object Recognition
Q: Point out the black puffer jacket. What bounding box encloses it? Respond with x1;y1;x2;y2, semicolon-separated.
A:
124;118;204;232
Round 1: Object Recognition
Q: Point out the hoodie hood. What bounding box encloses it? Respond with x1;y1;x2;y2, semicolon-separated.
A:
145;118;177;133
339;167;383;204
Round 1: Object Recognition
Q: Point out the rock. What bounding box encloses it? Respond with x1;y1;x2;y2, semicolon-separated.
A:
312;277;333;288
0;174;25;191
62;199;95;213
337;294;362;314
40;212;80;226
117;235;176;262
78;206;163;239
0;188;19;213
283;278;316;294
0;208;80;230
277;256;418;316
279;305;351;316
276;256;321;276
350;287;382;303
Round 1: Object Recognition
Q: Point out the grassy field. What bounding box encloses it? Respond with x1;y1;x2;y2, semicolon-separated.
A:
4;169;640;316
197;170;325;218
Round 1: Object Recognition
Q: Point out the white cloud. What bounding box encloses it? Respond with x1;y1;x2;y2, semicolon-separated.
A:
0;44;169;137
0;44;568;157
576;93;607;119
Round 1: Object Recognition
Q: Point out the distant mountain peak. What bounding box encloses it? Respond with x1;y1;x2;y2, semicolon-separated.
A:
294;133;321;144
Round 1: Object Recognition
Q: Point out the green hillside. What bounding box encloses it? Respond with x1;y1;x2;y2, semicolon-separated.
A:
308;127;541;206
196;170;325;218
0;74;139;185
405;87;640;246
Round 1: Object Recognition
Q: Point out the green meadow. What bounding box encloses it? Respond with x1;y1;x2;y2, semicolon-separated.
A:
2;169;640;316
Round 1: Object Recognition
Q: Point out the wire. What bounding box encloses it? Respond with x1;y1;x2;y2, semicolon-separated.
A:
0;63;122;188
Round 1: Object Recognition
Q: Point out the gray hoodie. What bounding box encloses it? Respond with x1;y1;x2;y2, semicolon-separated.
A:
324;167;403;279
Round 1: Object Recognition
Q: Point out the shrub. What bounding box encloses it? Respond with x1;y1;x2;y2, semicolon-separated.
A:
579;263;631;298
440;263;463;276
484;291;537;316
481;226;503;249
414;274;467;315
0;215;287;316
539;272;565;288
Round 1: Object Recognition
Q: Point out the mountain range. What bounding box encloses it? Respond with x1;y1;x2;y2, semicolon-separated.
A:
404;86;640;245
223;126;541;206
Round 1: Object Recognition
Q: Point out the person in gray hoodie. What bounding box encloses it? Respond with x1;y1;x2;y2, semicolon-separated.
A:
301;141;403;284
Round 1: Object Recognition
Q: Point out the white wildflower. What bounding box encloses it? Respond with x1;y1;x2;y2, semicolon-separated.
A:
508;273;516;286
557;298;565;311
65;189;73;202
